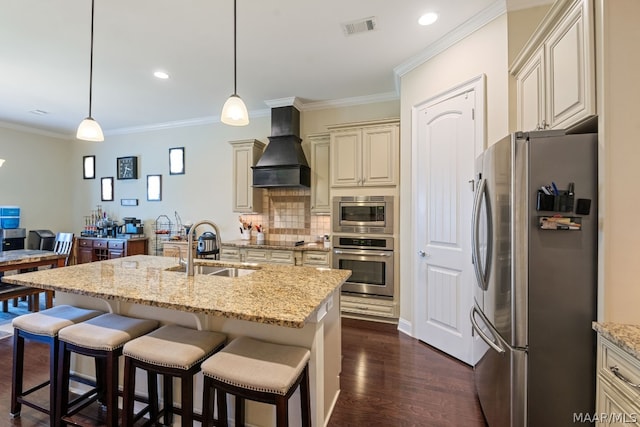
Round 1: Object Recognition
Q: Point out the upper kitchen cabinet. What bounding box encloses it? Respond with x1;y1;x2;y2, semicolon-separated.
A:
511;0;595;131
328;119;399;188
307;133;331;214
229;139;265;213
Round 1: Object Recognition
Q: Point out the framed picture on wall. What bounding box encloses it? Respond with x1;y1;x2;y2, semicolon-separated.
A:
147;175;162;201
83;155;95;179
169;147;185;175
101;177;114;201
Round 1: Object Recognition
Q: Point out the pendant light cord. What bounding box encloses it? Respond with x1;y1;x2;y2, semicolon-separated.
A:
88;0;96;117
233;0;237;96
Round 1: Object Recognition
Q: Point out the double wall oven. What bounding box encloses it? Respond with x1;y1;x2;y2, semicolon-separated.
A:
332;196;395;298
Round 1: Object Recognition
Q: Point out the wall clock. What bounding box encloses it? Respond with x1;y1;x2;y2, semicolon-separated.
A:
117;156;138;180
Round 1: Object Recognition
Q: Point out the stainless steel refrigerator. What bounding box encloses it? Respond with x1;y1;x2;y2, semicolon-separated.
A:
470;130;597;427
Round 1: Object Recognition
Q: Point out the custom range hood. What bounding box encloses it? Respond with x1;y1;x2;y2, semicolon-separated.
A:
252;105;310;188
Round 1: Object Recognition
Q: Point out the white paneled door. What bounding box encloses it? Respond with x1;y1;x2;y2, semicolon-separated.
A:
413;81;481;365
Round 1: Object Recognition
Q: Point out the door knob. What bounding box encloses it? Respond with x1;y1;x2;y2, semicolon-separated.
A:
418;250;429;258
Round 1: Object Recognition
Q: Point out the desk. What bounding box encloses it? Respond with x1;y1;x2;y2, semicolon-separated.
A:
0;249;67;310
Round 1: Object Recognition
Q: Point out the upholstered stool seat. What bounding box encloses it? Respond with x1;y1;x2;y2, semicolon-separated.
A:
121;324;227;427
201;336;311;427
56;313;159;427
10;305;103;425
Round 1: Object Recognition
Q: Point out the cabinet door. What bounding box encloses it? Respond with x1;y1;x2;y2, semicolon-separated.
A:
546;0;595;129
302;251;330;267
596;378;640;426
516;46;546;131
245;249;268;263
362;125;398;186
309;134;331;213
330;130;362;187
230;140;265;213
108;250;124;259
77;246;93;264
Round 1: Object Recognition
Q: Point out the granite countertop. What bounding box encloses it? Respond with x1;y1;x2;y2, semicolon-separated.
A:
593;322;640;360
3;255;350;328
0;249;65;267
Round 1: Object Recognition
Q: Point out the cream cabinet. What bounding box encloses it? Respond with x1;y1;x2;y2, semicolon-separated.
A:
307;133;331;214
229;139;265;213
328;119;399;188
302;250;330;267
596;335;640;426
340;294;397;320
511;0;595;131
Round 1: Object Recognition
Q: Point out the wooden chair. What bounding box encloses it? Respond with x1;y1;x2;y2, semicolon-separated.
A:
53;232;74;266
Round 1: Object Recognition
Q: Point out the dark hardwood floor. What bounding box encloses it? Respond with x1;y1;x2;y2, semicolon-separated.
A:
329;318;487;426
0;318;487;426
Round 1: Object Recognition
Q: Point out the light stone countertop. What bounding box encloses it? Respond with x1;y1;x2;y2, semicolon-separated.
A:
593;322;640;360
3;255;351;328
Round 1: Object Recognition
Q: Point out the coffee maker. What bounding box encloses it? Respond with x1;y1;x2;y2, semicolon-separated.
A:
121;217;143;236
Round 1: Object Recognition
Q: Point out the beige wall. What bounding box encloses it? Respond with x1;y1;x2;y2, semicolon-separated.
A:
596;0;640;323
398;14;510;326
0;127;74;234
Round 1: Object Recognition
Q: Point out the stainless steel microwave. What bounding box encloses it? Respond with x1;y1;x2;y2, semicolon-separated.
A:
332;196;394;234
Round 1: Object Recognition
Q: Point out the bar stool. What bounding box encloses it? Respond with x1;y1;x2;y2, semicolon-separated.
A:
201;336;311;427
121;324;227;427
10;305;103;426
55;313;159;427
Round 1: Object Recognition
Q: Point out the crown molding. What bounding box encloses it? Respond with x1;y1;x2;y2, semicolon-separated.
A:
393;0;507;90
300;91;399;111
0;120;70;140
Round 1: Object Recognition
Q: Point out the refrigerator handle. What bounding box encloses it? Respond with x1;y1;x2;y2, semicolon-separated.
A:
471;177;488;291
470;306;506;354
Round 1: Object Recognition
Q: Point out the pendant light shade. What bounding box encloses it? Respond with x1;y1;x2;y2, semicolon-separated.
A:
0;159;5;168
221;0;249;126
77;117;104;141
77;0;104;141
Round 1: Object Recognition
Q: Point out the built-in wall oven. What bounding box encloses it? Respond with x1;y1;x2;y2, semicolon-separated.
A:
333;196;393;235
332;235;394;298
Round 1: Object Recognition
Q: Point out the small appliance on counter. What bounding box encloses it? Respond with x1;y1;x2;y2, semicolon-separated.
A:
96;219;119;238
28;229;56;251
117;217;144;238
0;228;26;253
197;231;219;259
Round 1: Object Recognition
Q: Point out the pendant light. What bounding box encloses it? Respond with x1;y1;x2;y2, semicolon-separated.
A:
0;159;5;167
76;0;104;141
220;0;249;126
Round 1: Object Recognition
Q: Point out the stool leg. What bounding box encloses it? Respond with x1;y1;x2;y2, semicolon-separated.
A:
105;352;119;427
148;371;159;423
55;342;71;427
236;396;246;427
181;374;194;427
163;374;173;425
121;357;135;427
275;395;289;427
49;336;60;427
300;365;311;427
202;376;213;427
10;332;24;417
218;389;228;427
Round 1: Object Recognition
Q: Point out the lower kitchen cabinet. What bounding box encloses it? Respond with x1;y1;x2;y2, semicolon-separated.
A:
76;237;148;264
302;251;330;267
219;245;330;268
340;294;397;321
595;334;640;426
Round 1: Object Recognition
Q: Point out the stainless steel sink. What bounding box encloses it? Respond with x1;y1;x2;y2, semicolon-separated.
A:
166;264;256;277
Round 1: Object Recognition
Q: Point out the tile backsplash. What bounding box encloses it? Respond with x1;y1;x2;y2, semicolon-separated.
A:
237;188;330;243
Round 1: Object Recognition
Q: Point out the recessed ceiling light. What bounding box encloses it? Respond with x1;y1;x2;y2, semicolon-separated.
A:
418;12;438;26
153;71;170;79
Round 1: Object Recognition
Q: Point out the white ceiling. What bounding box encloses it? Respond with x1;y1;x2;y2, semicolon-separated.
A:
0;0;548;138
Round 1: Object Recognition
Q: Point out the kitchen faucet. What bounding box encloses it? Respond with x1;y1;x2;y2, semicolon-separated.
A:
186;220;221;277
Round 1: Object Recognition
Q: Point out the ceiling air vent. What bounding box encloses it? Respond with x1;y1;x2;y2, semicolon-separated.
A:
342;17;377;36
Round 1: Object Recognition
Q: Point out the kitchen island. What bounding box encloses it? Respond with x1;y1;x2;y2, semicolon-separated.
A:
4;255;350;426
